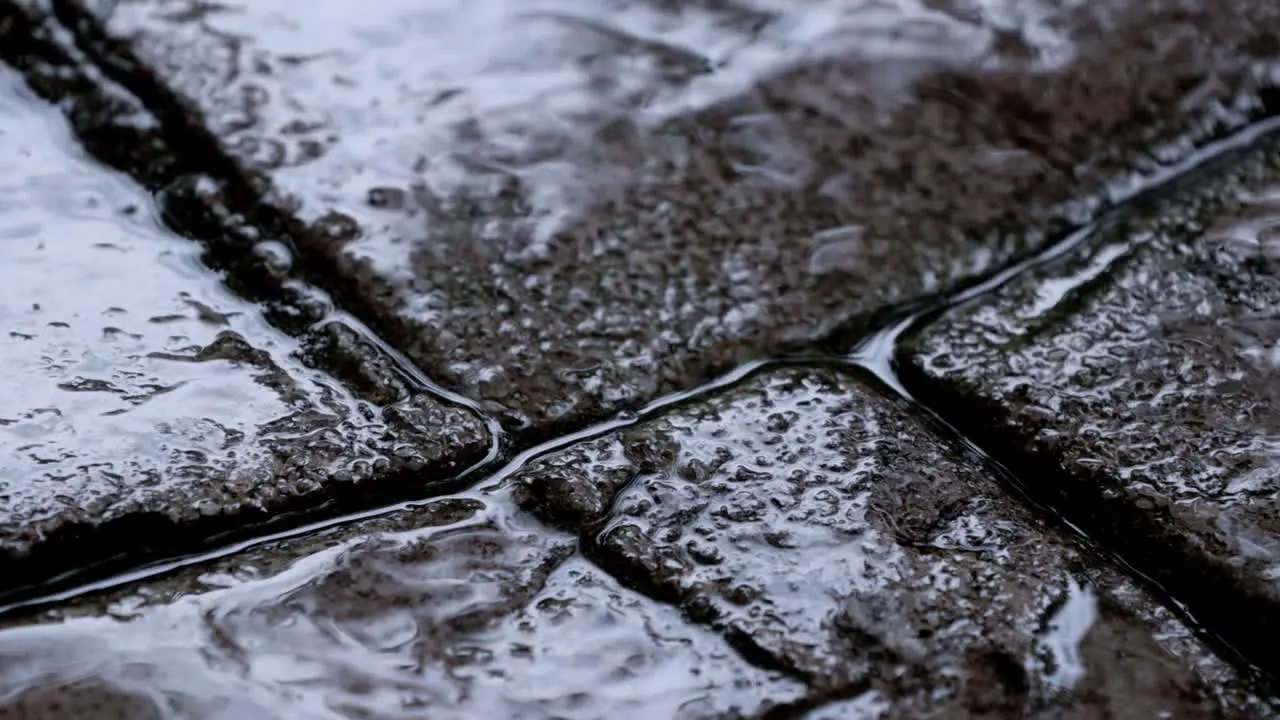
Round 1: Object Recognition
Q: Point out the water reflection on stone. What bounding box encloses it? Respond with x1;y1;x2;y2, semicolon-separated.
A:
3;0;1280;715
0;61;490;587
0;499;802;719
907;125;1280;681
509;368;1272;716
0;367;1270;717
82;0;1280;431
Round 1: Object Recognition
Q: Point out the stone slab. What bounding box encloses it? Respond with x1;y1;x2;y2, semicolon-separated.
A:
0;497;805;719
0;55;490;597
507;367;1275;716
904;129;1280;677
65;0;1280;434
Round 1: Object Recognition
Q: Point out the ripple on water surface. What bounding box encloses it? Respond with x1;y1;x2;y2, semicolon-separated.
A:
0;68;488;569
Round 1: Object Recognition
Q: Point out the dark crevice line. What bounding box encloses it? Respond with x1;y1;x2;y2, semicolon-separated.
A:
550;348;1275;700
45;0;518;426
848;357;1275;692
0;354;802;616
716;624;817;687
483;344;1267;695
617;116;1280;695
5;0;1280;698
564;450;822;686
46;0;323;272
3;2;316;338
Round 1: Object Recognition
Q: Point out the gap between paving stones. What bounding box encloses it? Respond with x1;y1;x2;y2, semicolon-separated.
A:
8;360;1272;717
501;364;1280;716
892;134;1280;685
0;0;917;611
857;116;1280;690
7;0;1280;698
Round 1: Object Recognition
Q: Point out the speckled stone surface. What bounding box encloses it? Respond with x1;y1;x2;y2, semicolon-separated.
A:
1;370;1273;718
904;129;1280;676
507;367;1273;716
2;0;1280;715
62;0;1280;435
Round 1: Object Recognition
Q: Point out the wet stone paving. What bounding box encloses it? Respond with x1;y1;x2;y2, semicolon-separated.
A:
4;0;1280;717
0;64;492;596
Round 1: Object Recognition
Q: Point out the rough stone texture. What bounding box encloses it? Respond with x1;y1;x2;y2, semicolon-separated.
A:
903;129;1280;678
0;498;805;719
4;0;1280;714
508;368;1274;716
0;58;490;598
62;0;1280;435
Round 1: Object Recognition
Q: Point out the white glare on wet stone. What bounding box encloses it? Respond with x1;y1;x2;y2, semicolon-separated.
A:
0;68;451;553
0;73;276;526
252;240;295;275
104;0;1081;283
0;503;802;718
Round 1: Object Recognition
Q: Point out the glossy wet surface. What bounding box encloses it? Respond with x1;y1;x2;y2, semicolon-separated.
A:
507;367;1271;715
0;500;805;719
906;129;1280;674
76;0;1280;432
1;369;1273;718
0;67;292;537
0;64;490;587
4;0;1280;716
